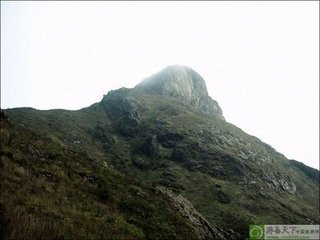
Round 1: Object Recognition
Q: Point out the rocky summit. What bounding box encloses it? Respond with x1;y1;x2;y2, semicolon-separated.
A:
1;66;319;240
136;65;224;120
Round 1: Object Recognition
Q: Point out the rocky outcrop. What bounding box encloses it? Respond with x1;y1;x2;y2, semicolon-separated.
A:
136;65;225;120
155;187;240;240
101;88;143;137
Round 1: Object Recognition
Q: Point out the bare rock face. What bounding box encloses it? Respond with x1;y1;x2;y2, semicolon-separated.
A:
136;65;225;120
155;187;240;240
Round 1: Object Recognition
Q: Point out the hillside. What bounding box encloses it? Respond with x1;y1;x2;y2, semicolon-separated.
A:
1;65;319;239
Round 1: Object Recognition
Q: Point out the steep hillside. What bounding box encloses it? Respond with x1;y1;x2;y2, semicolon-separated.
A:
1;111;238;240
1;65;319;239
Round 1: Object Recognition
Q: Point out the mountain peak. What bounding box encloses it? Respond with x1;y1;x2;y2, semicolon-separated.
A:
136;65;208;98
136;65;224;120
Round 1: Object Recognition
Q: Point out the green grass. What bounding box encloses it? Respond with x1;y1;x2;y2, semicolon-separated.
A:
0;118;199;239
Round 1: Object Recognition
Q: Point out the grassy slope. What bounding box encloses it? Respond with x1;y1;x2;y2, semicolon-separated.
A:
0;117;199;240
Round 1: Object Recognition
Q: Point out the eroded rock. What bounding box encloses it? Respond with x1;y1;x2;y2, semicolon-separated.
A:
136;65;225;120
155;187;240;240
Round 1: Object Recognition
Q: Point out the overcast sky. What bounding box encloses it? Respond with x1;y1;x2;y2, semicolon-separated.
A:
1;1;319;169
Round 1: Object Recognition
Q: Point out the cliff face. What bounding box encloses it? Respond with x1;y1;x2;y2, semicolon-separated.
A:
136;65;224;120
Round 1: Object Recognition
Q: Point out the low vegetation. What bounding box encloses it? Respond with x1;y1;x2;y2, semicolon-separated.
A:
0;116;198;239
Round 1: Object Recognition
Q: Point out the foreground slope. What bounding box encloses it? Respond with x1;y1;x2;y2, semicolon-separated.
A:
1;111;237;240
2;65;319;239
